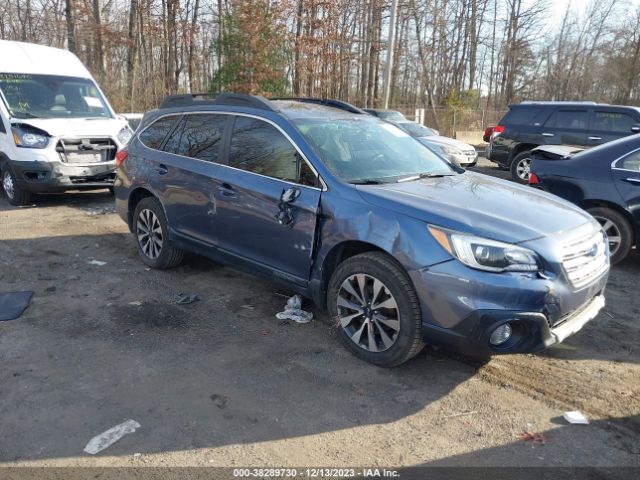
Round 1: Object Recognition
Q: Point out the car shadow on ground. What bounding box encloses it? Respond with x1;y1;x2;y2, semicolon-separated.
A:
0;189;114;213
0;233;485;462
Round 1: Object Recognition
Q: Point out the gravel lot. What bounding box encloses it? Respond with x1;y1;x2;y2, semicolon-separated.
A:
0;157;638;472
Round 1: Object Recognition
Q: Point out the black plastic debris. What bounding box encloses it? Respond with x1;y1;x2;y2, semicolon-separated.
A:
0;291;34;321
175;293;200;305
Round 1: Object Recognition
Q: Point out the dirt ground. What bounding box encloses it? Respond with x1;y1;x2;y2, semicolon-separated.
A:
0;157;639;473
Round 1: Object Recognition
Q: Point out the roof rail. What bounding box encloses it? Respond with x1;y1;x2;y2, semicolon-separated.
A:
159;92;277;112
519;101;598;105
271;97;366;114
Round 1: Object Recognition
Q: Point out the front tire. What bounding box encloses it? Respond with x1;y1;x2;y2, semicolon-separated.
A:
588;207;633;265
2;166;32;206
510;151;533;184
133;197;184;269
327;252;424;367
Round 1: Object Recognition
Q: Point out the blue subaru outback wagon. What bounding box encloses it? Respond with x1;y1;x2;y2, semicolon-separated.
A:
114;94;609;366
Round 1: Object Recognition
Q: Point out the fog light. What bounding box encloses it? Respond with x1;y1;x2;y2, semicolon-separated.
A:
489;323;512;345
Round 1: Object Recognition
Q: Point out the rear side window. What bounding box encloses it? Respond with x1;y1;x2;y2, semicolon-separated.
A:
620;150;640;171
593;111;636;133
163;113;227;163
229;116;300;183
544;110;588;129
500;107;539;125
139;115;179;150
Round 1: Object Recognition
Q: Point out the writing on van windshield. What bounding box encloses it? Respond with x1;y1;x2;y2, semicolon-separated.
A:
0;73;110;119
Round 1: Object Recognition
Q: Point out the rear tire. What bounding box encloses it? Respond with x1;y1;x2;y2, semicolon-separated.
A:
2;166;32;206
510;151;533;184
587;207;633;265
132;197;184;269
327;252;424;367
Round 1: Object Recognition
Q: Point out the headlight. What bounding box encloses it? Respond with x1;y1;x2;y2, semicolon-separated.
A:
116;126;133;145
12;127;49;149
436;145;464;157
428;225;540;272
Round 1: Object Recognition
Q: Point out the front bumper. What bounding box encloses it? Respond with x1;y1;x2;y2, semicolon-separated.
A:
6;159;115;192
410;260;608;357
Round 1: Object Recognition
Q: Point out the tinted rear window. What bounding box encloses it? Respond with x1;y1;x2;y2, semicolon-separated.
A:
500;107;539;125
139;115;180;150
544;110;588;129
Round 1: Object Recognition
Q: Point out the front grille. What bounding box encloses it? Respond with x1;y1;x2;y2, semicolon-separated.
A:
561;229;608;289
56;137;117;164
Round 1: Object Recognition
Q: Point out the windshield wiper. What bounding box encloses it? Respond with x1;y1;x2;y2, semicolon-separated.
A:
12;112;40;119
397;172;456;182
350;179;385;185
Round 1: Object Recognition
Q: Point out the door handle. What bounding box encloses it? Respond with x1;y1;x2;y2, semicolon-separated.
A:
542;133;554;137
589;136;602;141
217;183;235;197
157;164;168;175
624;177;640;184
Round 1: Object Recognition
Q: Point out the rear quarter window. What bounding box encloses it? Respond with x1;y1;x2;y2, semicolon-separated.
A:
163;113;227;163
593;111;636;133
139;115;180;150
500;107;539;125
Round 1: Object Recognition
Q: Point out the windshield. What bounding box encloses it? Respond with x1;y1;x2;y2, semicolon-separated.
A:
294;117;454;183
378;110;406;121
0;73;112;119
398;122;435;138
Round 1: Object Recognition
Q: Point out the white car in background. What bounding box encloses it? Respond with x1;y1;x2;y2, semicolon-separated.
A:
390;120;478;167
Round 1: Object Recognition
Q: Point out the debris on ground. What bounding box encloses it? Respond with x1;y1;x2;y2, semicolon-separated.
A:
517;431;548;446
83;419;141;455
275;294;313;324
88;260;107;266
128;301;143;307
443;410;478;419
0;291;34;321
175;293;200;305
260;330;271;336
210;394;228;409
83;206;116;216
563;411;589;425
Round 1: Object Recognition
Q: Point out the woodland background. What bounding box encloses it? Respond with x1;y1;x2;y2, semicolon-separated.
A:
1;0;640;132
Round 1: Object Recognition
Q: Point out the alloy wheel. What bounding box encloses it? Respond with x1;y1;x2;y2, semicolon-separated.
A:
136;208;163;259
336;273;400;352
593;215;622;257
2;170;15;200
516;158;531;181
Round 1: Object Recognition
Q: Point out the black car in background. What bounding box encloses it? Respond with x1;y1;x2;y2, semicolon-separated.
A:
529;135;640;264
488;101;640;184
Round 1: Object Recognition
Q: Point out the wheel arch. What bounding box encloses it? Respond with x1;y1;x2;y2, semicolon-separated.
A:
579;199;636;245
319;240;408;309
127;187;156;230
509;143;539;164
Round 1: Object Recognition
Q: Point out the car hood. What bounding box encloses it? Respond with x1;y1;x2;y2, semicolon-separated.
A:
418;135;474;151
355;171;594;243
10;117;128;138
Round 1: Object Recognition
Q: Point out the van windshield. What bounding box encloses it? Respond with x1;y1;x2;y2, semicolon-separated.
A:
0;73;112;119
293;116;454;183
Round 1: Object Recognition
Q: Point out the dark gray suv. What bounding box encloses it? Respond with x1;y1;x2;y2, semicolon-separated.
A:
114;94;610;366
488;101;640;183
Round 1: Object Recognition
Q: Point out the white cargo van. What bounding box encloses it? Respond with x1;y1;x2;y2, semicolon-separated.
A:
0;40;132;205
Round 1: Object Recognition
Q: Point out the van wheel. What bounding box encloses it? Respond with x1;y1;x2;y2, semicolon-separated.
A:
327;252;424;367
132;197;184;269
510;151;533;184
2;167;32;206
588;207;633;265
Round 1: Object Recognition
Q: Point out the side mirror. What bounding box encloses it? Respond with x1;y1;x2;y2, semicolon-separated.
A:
631;125;640;134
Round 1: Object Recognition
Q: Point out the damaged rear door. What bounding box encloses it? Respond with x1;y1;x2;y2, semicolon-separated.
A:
213;115;322;285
